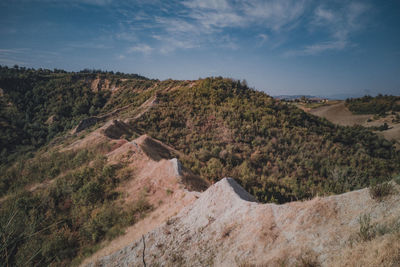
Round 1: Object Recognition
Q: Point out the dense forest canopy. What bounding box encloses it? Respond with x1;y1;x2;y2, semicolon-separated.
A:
0;66;399;265
345;94;400;115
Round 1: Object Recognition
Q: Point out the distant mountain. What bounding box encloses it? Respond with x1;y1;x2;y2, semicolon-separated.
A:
273;94;369;100
273;95;318;100
323;93;370;100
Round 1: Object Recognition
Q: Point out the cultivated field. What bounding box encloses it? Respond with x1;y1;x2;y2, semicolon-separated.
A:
307;101;400;148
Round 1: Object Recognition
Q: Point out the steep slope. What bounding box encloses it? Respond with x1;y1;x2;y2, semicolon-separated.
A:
80;134;206;265
0;66;155;165
308;101;400;148
0;116;207;266
89;178;400;267
133;77;400;202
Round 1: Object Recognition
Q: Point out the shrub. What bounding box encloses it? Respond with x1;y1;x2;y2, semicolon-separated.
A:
394;174;400;185
358;214;375;241
298;250;321;267
369;182;394;201
74;181;104;206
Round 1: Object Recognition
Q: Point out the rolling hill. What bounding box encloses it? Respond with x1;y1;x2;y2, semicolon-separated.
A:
1;66;399;266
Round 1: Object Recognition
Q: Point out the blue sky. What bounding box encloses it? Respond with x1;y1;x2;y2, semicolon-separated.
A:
1;0;399;97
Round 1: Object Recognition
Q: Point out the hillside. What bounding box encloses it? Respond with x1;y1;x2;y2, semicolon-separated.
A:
345;95;400;115
308;101;400;149
88;178;400;267
309;102;371;126
133;78;399;202
0;121;206;266
1;66;400;265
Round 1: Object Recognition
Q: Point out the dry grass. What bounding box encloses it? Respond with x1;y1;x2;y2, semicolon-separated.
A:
330;232;400;267
369;182;395;201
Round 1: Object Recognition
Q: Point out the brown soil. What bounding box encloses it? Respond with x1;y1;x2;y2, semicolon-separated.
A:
308;102;400;147
309;102;371;126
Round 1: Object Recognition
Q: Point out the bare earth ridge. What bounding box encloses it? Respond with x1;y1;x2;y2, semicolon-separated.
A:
87;178;400;267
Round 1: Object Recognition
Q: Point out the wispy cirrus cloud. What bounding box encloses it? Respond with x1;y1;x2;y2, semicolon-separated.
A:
0;48;29;65
116;0;311;54
182;0;309;31
257;33;269;46
128;44;153;55
0;48;63;66
16;0;371;57
284;40;348;57
183;0;229;10
285;1;370;56
242;0;309;31
67;42;112;49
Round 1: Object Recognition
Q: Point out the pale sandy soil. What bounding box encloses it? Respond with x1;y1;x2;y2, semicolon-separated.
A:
80;133;205;266
87;178;400;267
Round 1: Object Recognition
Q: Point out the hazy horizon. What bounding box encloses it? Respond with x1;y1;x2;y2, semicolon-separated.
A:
1;0;399;96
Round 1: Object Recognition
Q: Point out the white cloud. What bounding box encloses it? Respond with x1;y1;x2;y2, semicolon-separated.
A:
79;0;113;5
128;44;153;55
110;0;371;56
0;57;27;65
183;0;229;10
286;1;370;56
188;10;246;30
182;0;308;32
155;17;199;34
139;0;308;53
257;33;269;46
0;48;29;54
159;38;199;54
68;42;112;49
284;40;347;57
243;0;309;31
314;6;335;24
305;40;347;54
115;31;137;42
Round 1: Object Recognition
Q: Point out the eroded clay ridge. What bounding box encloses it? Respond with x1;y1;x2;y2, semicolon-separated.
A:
88;178;400;267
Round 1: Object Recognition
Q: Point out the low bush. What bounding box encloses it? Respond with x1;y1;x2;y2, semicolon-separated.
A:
369;182;394;201
394;174;400;185
0;159;152;266
358;214;376;241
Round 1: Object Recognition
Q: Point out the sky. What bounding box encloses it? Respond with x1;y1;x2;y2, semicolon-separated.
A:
1;0;400;97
